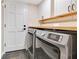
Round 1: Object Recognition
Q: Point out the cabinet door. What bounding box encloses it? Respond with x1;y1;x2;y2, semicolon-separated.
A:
54;0;72;16
71;0;77;11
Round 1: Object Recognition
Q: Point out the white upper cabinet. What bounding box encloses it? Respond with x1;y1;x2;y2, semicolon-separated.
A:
54;0;77;16
38;0;52;19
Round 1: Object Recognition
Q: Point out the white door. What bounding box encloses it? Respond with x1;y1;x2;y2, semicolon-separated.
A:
4;0;27;52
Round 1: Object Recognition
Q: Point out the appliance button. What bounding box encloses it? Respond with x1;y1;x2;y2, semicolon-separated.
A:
59;36;63;42
41;33;46;36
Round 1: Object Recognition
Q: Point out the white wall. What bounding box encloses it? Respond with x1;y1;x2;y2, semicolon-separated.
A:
38;0;51;19
26;4;39;27
2;2;5;56
51;0;54;16
14;1;39;27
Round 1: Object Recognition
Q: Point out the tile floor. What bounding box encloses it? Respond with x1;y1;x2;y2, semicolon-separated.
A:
2;50;28;59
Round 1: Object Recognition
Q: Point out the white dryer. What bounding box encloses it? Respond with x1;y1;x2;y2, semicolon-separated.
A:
35;29;76;59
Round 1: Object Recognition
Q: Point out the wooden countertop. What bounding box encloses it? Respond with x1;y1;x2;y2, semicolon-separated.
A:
29;12;77;31
29;26;77;31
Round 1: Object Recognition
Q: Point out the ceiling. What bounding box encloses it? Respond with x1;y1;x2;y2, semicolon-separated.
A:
17;0;43;5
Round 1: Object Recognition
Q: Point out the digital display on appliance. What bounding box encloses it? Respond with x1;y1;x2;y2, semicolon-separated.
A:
48;33;60;41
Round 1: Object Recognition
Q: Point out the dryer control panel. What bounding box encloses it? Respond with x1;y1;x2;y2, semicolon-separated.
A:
36;29;70;45
47;33;61;41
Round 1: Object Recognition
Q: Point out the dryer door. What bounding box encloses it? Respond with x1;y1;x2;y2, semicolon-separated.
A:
35;37;60;59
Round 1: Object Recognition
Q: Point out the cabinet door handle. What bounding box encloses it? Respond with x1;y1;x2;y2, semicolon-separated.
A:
68;5;71;12
72;3;76;11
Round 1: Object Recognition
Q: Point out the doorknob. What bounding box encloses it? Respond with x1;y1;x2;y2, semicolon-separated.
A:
24;25;26;27
23;25;26;30
23;28;26;30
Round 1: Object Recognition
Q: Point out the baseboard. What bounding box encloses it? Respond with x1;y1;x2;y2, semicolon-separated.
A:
6;45;25;52
1;51;5;57
6;49;26;53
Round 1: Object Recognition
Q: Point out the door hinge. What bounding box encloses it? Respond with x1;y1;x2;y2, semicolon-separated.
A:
4;24;6;27
4;4;6;8
1;0;4;3
4;43;6;47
